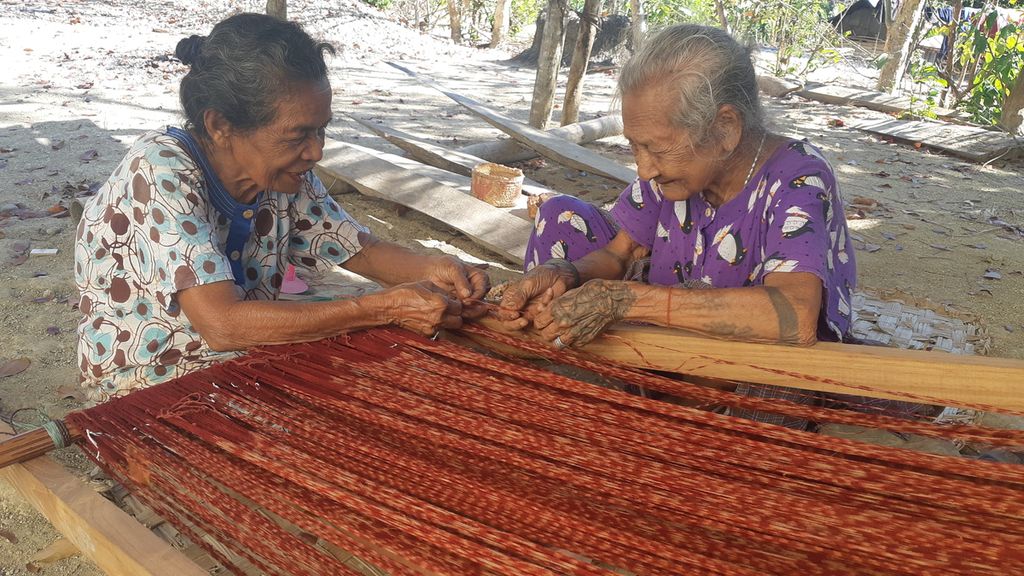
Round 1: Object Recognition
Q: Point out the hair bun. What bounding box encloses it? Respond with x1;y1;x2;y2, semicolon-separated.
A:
175;35;206;66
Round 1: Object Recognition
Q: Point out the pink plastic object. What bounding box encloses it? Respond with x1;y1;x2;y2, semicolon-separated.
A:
280;264;309;295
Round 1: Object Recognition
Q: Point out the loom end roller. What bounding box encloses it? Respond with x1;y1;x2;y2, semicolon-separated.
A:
0;419;82;469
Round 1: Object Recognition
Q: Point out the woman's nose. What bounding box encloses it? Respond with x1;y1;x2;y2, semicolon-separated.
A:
633;148;660;181
304;137;325;163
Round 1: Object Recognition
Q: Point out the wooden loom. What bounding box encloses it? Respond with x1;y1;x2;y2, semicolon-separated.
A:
2;322;1024;575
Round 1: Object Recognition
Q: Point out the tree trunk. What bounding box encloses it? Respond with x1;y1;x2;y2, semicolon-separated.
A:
266;0;287;20
940;0;963;107
714;0;730;33
999;66;1024;135
447;0;462;44
629;0;646;51
876;0;926;93
491;0;511;47
561;0;601;125
529;0;568;128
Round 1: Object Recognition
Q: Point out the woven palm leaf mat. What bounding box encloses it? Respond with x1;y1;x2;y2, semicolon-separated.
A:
850;288;990;355
100;282;998;575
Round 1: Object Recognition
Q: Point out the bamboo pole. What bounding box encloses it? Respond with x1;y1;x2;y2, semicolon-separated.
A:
0;419;81;469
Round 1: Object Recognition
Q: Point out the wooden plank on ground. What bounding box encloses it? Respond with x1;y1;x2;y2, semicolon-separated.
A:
341;139;474;192
386;62;636;185
798;82;956;118
457;115;623;164
849;116;1021;162
757;75;803;98
337;139;535;221
317;138;532;264
0;422;205;576
440;90;636;185
347;116;557;198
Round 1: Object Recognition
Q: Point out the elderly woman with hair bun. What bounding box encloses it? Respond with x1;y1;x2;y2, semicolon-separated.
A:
498;24;858;427
74;13;488;403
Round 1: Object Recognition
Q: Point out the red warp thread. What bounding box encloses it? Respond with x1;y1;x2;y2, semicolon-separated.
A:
68;326;1024;576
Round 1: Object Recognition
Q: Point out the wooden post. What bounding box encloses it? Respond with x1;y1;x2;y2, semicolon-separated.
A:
529;0;568;128
629;0;647;51
491;0;511;47
446;0;462;43
561;0;601;126
265;0;286;19
876;0;926;94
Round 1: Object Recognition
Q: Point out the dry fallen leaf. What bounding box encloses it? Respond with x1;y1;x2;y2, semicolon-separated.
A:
55;383;86;402
0;357;31;378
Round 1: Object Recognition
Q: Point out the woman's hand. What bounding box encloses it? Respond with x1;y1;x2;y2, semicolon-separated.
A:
496;260;579;330
424;256;490;319
375;281;466;337
534;279;637;348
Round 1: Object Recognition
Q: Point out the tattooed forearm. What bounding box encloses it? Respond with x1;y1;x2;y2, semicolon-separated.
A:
704;322;756;340
551;280;637;345
765;286;800;343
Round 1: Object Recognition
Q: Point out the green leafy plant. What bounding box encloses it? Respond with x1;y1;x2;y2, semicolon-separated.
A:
362;0;394;10
632;0;843;78
956;14;1024;126
509;0;542;36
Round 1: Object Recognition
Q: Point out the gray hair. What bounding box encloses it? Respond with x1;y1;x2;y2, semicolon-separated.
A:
175;13;335;139
618;24;763;146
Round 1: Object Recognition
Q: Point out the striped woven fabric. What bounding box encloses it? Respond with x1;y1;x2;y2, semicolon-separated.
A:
70;326;1024;575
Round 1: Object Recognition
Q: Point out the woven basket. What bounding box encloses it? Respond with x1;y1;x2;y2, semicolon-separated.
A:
471;162;524;208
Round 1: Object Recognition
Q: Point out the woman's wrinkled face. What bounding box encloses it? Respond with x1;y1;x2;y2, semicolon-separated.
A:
230;79;333;196
622;85;719;202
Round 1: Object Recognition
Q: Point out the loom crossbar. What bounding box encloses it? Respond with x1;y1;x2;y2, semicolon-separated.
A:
0;421;205;576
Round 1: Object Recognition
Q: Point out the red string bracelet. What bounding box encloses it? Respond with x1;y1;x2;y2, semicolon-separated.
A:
666;286;673;327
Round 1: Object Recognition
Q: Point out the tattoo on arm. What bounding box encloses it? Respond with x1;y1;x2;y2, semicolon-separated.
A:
552;280;637;345
704;322;756;340
765;286;800;343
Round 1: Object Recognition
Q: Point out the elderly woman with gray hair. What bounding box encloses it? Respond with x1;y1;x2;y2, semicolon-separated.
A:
498;24;858;428
75;13;488;403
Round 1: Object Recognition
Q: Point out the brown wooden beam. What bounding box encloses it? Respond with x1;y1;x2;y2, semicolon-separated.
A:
0;421;205;576
474;318;1024;411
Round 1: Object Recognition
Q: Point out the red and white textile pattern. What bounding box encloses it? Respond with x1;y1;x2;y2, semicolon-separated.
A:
70;327;1024;576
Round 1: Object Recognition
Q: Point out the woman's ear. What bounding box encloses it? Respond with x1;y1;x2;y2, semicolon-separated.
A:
713;104;744;157
202;109;232;147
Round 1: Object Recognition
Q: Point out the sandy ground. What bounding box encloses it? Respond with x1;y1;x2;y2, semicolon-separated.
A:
1;0;1023;573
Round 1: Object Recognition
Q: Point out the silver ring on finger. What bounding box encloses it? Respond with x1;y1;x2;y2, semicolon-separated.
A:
430;331;441;341
553;335;565;349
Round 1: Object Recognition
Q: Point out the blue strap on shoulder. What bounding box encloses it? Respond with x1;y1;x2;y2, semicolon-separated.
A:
164;127;260;286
